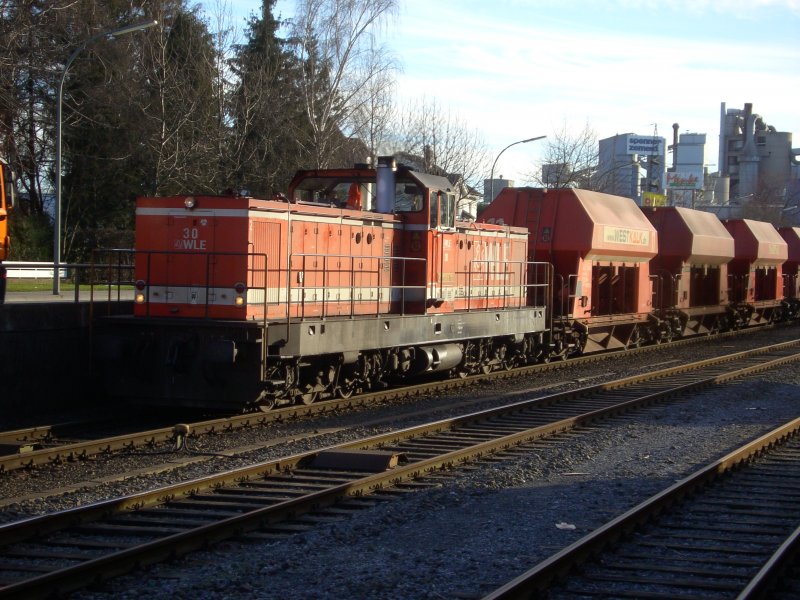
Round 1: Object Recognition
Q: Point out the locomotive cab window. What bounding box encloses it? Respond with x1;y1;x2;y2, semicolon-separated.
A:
430;191;456;230
394;184;422;213
293;176;368;208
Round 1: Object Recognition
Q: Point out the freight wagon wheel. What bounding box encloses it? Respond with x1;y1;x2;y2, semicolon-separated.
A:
626;330;642;349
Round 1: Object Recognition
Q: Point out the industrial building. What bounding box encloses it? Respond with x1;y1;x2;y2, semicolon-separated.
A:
596;133;666;203
666;103;800;221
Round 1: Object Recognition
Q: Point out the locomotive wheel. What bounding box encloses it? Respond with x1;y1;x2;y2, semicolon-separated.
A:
257;398;277;412
248;390;277;413
299;391;319;405
336;384;355;399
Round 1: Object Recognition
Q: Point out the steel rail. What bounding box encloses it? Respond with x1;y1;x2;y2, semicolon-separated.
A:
0;327;788;474
738;523;800;599
0;426;51;446
482;416;800;600
1;341;800;598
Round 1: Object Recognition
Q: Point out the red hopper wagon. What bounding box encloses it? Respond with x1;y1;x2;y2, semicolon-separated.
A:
478;187;659;355
723;219;788;327
644;206;735;336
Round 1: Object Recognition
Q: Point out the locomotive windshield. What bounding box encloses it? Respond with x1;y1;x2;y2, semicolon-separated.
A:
292;175;423;213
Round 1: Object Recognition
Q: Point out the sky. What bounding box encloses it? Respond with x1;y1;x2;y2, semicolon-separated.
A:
221;0;800;183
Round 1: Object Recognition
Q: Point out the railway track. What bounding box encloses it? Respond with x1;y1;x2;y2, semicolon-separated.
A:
0;327;785;474
1;339;800;598
482;416;800;600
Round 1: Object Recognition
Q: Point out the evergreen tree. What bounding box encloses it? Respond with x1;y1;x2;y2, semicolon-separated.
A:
228;0;308;196
59;1;220;260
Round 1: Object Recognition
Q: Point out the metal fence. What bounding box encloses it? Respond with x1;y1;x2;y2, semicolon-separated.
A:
3;259;134;303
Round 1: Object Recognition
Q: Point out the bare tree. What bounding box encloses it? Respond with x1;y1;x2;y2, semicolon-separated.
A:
347;33;396;163
392;96;490;187
525;121;597;189
289;0;398;169
207;0;241;182
141;5;220;195
739;179;788;226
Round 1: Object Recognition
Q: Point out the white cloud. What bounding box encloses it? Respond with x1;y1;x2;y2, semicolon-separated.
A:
391;0;799;179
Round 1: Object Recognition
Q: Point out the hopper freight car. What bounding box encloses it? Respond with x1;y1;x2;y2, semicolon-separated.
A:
644;206;735;336
478;187;660;356
779;226;800;318
723;219;788;327
94;159;551;410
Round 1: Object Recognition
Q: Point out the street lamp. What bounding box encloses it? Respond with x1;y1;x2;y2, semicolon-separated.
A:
53;20;158;295
489;135;546;203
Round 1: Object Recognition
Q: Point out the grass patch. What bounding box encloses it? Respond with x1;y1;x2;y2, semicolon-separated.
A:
7;279;132;292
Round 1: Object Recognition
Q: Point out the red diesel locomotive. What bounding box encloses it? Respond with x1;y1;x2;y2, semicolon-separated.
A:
94;159;793;411
94;159;550;410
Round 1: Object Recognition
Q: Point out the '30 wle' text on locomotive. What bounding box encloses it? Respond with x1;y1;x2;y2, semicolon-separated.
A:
94;158;550;410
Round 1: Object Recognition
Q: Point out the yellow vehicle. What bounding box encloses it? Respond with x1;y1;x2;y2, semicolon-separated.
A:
0;158;14;303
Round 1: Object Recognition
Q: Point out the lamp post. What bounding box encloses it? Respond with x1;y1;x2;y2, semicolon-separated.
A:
489;135;546;203
53;20;158;295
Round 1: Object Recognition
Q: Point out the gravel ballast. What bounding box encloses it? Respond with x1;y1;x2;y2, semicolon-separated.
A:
2;329;800;598
67;364;800;600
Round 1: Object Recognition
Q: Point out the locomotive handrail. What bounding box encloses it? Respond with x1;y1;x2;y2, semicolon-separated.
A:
90;249;270;323
288;252;426;320
466;259;550;312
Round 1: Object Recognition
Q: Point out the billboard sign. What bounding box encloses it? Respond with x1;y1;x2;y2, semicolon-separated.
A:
603;226;651;247
626;135;664;156
642;192;667;207
665;170;703;190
